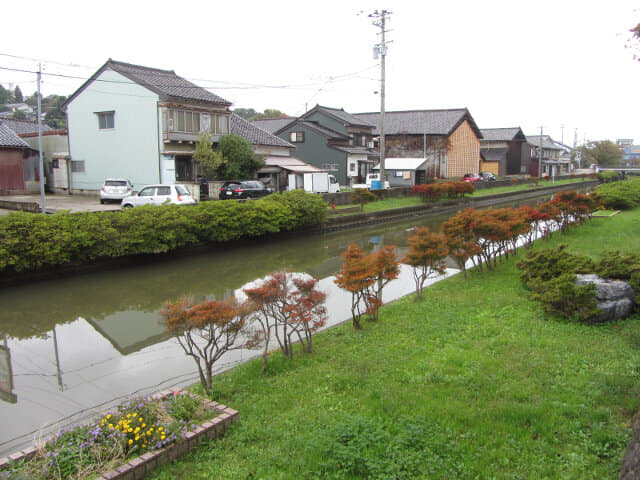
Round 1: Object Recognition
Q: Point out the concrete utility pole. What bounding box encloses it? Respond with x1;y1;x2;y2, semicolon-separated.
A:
36;63;45;213
537;126;544;178
370;9;391;183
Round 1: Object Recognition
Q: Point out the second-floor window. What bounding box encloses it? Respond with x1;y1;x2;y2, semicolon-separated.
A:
169;109;229;135
97;111;115;129
290;132;305;143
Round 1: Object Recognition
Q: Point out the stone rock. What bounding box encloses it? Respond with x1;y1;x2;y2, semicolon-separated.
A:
574;274;635;322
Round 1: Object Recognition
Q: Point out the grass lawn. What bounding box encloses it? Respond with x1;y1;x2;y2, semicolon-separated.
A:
150;209;640;480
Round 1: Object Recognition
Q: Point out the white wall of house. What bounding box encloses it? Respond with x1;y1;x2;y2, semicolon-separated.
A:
254;145;293;157
66;69;160;191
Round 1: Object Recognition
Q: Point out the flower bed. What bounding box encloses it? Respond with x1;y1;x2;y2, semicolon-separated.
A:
0;389;238;479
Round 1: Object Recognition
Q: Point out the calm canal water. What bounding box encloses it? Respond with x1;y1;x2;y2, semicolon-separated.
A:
0;195;550;456
0;211;460;456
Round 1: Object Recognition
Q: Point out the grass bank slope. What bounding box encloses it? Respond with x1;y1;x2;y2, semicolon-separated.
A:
151;209;640;480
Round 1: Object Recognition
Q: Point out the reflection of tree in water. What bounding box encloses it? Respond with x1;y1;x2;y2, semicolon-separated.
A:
0;213;452;341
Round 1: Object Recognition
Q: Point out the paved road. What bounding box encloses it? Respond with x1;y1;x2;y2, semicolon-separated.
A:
0;194;121;214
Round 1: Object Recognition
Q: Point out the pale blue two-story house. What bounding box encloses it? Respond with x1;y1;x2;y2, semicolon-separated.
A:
62;59;293;193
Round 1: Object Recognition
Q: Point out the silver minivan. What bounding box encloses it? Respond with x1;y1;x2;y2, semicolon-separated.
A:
120;184;197;208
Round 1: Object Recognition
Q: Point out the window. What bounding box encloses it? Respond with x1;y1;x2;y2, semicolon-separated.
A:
394;171;404;177
97;111;114;129
290;131;305;143
138;187;155;197
71;160;85;173
322;163;338;171
350;163;356;172
156;186;171;196
169;109;228;135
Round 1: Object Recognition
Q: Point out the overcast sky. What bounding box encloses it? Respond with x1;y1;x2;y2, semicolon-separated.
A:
2;0;638;145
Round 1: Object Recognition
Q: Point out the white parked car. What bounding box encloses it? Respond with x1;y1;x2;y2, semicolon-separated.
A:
120;184;197;208
100;179;134;204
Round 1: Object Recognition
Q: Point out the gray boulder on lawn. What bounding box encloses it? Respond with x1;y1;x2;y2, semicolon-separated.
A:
575;274;635;322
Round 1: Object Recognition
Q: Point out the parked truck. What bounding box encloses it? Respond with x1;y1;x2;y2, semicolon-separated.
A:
351;173;390;190
288;172;341;193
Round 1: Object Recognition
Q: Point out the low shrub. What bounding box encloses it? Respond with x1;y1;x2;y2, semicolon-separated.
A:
597;170;621;183
527;273;600;321
596;178;640;210
411;181;473;202
517;244;595;288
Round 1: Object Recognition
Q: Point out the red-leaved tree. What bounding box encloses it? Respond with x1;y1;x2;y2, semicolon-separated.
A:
159;296;252;390
403;227;449;299
334;244;400;328
441;208;481;277
244;270;326;369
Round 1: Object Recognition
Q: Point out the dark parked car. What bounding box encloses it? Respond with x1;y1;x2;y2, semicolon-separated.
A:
480;172;497;181
219;180;271;200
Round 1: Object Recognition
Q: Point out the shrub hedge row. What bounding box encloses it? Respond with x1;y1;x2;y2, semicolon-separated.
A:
0;190;327;274
595;176;640;210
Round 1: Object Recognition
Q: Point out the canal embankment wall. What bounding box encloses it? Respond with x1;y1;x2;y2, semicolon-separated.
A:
319;180;598;232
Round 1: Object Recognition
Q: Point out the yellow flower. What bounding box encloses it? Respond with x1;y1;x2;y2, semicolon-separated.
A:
134;427;140;433
161;436;165;440
128;439;133;445
142;424;146;428
135;436;140;441
132;413;137;417
126;414;131;418
106;414;112;419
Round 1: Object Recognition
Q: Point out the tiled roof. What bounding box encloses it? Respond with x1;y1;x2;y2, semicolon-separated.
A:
354;109;482;137
0;122;31;148
277;120;348;140
331;145;378;156
0;118;54;135
305;105;375;128
526;135;562;150
107;60;231;105
480;128;524;142
63;59;232;108
251;117;295;134
230;114;294;148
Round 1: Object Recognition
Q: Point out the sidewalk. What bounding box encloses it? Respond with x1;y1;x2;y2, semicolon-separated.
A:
0;193;120;214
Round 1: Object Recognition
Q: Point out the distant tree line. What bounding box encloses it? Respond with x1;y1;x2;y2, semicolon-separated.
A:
0;82;67;129
233;107;290;122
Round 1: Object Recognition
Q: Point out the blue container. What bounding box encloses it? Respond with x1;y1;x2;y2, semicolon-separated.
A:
370;180;382;190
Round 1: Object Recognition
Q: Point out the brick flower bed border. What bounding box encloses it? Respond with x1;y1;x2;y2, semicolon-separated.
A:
0;388;239;480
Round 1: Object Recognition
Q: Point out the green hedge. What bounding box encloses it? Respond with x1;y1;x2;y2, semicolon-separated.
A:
595;177;640;210
0;191;327;274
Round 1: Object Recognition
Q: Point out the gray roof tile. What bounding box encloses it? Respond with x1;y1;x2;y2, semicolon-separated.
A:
251;118;295;134
0;122;31;148
63;59;232;109
526;135;563;150
354;109;482;137
309;105;375;128
480;128;524;142
0;118;54;135
107;60;231;105
230;114;294;148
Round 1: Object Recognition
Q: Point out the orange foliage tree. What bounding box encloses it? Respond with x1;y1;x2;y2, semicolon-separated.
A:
441;208;481;278
403;227;449;299
243;270;326;369
334;243;400;328
159;296;252;390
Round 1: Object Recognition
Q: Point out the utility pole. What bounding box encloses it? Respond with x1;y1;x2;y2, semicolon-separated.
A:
370;9;391;183
36;63;45;213
537;126;544;178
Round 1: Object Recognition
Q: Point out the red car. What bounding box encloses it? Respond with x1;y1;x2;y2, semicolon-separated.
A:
462;173;483;183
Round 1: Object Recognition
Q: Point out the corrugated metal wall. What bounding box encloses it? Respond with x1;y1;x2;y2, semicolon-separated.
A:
0;150;25;192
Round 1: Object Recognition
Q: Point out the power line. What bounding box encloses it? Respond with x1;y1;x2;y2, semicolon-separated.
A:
0;64;379;92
